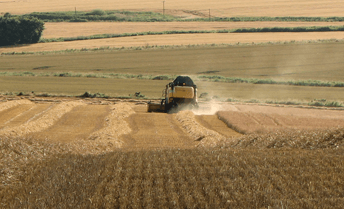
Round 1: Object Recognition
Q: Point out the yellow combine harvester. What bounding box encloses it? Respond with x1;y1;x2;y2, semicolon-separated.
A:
148;76;198;113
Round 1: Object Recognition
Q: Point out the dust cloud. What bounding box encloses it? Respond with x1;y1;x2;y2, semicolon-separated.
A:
192;100;223;115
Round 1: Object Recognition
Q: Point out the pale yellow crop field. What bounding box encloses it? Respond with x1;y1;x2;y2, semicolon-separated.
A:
43;22;344;39
2;32;344;53
1;0;344;17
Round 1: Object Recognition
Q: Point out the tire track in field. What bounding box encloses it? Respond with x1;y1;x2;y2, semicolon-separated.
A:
121;112;196;149
2;104;53;128
0;104;35;128
195;115;241;138
30;105;110;142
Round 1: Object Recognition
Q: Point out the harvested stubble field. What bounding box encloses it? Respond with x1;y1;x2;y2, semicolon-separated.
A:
2;32;344;53
217;104;344;134
2;42;344;82
42;22;344;39
0;98;344;208
2;0;344;17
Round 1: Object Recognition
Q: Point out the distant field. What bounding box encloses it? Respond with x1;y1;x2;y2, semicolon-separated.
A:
1;32;344;53
42;22;344;39
1;43;344;82
1;0;344;17
0;76;343;102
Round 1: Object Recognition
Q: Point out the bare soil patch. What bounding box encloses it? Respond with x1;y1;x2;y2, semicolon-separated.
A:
2;32;344;53
43;22;344;39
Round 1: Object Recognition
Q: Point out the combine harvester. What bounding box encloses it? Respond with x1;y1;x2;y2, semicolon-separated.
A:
147;76;198;113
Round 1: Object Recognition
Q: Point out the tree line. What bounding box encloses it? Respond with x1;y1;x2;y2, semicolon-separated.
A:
0;14;44;46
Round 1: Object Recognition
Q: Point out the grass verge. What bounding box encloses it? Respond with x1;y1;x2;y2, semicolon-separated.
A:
13;10;344;22
1;72;344;88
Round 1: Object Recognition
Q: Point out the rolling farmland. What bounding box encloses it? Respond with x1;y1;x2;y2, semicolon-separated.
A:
1;0;344;207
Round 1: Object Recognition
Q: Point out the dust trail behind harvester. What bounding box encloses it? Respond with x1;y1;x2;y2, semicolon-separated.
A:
192;100;223;115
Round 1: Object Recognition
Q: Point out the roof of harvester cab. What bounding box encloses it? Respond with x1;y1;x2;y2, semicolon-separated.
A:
173;76;195;86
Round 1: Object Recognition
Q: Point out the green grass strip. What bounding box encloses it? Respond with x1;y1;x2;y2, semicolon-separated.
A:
39;26;344;43
13;10;344;22
198;75;344;87
1;71;344;88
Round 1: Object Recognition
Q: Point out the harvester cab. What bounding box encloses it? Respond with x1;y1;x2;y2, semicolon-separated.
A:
147;76;198;113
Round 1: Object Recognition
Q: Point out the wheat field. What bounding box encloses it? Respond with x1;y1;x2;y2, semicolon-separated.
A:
2;32;344;53
2;0;344;17
1;0;344;207
42;22;344;39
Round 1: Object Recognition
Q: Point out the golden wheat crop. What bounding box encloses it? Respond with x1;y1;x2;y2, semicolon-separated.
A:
1;135;343;208
2;0;344;17
2;32;344;53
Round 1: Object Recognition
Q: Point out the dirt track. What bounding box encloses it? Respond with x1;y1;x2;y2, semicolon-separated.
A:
0;98;344;148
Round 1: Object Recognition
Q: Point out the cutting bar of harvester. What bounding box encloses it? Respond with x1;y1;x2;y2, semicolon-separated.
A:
147;100;165;112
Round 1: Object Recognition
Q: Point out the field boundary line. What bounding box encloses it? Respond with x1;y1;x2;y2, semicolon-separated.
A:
16;10;344;22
